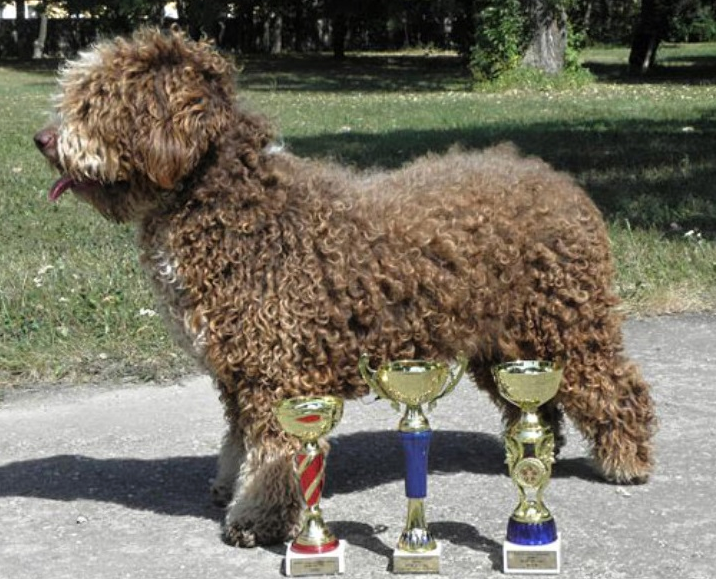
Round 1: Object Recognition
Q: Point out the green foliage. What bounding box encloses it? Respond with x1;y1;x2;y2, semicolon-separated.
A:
564;21;587;72
469;1;585;83
38;0;165;32
469;0;528;82
669;4;716;42
472;60;594;92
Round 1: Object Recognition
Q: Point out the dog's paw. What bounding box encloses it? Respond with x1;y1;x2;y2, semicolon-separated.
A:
595;453;652;485
222;517;298;548
223;522;260;548
222;495;301;548
601;469;650;485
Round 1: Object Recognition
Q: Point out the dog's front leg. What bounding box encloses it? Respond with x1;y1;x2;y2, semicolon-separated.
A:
210;428;245;507
222;437;302;547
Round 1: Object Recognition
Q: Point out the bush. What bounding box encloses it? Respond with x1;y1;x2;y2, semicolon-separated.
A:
669;5;716;42
469;0;528;82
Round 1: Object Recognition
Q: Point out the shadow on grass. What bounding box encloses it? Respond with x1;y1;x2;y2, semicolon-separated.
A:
0;57;63;74
286;116;716;235
237;52;471;93
583;58;716;85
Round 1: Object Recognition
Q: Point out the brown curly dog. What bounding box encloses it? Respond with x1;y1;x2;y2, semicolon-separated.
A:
34;28;656;547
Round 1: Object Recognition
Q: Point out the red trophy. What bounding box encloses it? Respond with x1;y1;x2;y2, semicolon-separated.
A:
275;396;346;576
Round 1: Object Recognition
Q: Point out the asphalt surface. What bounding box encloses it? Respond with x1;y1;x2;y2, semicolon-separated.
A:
1;314;714;579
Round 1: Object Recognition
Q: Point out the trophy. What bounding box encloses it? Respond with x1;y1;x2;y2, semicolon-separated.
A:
359;353;467;573
274;396;346;576
493;360;563;574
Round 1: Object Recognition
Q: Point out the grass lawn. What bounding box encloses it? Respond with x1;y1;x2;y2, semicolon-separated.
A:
1;43;716;387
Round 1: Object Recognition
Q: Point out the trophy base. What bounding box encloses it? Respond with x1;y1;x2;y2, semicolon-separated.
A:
503;535;561;574
392;542;442;574
284;540;346;576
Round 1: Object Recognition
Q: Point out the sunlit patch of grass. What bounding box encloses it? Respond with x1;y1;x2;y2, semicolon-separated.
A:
610;222;716;316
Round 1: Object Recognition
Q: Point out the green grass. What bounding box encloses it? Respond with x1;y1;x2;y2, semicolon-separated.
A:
2;44;716;387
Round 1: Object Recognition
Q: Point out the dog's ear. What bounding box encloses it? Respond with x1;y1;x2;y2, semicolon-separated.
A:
129;29;237;190
141;99;226;190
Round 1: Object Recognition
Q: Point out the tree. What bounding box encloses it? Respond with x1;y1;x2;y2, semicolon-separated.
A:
629;0;672;75
37;0;165;32
628;0;700;75
469;0;571;81
176;0;230;40
521;0;568;74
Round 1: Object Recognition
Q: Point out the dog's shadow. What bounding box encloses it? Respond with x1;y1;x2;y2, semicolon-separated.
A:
326;520;503;569
0;431;597;523
325;429;597;495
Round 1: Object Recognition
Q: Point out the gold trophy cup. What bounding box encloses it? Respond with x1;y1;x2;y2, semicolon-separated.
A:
493;360;563;574
360;353;467;574
274;396;346;576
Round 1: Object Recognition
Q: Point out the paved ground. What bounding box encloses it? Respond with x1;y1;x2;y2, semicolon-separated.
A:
1;314;714;579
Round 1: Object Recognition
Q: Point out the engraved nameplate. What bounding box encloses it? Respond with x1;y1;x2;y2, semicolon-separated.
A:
289;557;340;576
506;551;558;571
392;544;442;574
284;540;346;576
503;536;561;575
393;555;440;574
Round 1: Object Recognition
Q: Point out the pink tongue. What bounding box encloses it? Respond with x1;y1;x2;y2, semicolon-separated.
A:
49;175;76;202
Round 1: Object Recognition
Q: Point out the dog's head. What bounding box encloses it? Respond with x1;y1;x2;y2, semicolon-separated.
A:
35;28;242;221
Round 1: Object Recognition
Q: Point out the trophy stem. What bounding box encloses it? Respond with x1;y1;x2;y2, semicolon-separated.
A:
515;408;544;445
399;405;431;432
504;409;558;546
398;498;437;552
291;440;339;554
397;421;436;552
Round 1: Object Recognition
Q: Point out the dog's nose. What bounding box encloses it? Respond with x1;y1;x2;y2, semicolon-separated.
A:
34;129;56;153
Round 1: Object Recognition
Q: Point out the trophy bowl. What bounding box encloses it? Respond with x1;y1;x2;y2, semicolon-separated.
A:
493;360;563;410
275;395;344;442
373;360;454;407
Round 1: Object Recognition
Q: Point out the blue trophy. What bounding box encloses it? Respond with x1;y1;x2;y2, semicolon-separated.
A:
493;360;563;574
359;353;467;573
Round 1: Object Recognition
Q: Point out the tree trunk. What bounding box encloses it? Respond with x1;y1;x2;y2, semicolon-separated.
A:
332;12;347;59
15;0;26;21
521;1;567;75
33;14;47;59
270;14;282;54
628;0;667;75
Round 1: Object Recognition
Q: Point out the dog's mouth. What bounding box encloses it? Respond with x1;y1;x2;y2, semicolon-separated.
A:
48;175;101;202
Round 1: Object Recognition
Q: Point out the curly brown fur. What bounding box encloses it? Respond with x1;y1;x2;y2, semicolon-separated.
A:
35;28;656;547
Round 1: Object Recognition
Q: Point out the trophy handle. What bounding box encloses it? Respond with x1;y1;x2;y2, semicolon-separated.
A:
429;352;468;410
359;353;392;401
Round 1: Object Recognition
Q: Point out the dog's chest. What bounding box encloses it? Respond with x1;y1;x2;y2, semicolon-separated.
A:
137;230;208;362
